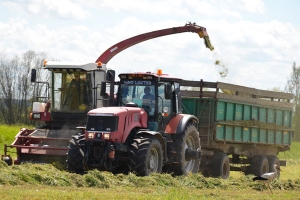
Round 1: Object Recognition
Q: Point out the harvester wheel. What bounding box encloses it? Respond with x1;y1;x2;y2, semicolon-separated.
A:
210;152;230;179
129;135;163;176
250;155;269;176
171;125;201;175
66;133;85;174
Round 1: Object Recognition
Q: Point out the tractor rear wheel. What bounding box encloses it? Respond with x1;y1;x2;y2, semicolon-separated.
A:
129;135;163;176
66;133;85;174
210;152;230;179
171;125;201;175
250;155;269;176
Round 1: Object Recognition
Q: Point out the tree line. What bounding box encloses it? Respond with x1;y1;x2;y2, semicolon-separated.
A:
0;50;47;126
0;51;299;141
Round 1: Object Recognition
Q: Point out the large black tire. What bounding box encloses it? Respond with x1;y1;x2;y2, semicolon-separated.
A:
172;125;201;175
250;155;269;176
267;155;280;177
129;135;163;176
210;152;230;179
66;133;85;174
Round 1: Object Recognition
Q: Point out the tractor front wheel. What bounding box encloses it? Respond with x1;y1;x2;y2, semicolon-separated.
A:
66;133;85;174
129;135;163;176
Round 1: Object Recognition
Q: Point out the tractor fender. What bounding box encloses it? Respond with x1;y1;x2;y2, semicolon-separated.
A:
136;130;167;160
137;130;165;146
165;114;198;134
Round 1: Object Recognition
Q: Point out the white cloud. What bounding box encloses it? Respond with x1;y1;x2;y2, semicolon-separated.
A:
2;0;90;20
0;0;299;91
240;0;265;14
77;0;261;18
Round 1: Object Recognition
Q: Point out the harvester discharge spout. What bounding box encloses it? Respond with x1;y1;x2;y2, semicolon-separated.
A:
96;22;215;64
197;31;214;51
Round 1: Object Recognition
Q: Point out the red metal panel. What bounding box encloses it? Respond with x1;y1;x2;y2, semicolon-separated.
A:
96;22;213;64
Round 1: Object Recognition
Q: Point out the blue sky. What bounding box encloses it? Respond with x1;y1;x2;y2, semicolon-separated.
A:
1;0;300;91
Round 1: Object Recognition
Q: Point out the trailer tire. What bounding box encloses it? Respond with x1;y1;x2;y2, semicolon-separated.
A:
210;152;230;179
250;155;269;176
267;155;280;176
66;133;85;174
129;135;163;176
171;125;201;175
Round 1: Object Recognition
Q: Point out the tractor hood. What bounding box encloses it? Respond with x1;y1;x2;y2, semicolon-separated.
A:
86;106;148;143
88;106;147;118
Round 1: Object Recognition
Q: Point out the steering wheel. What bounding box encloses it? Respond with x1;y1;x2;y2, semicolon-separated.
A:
142;105;151;114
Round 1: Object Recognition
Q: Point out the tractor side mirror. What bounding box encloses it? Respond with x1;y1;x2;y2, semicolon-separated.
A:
106;70;115;81
31;69;36;82
100;81;107;97
165;84;172;99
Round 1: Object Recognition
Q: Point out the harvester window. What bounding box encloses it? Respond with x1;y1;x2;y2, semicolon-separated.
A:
53;72;63;110
62;73;92;111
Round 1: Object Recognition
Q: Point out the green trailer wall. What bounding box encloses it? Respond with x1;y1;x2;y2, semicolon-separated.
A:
182;97;293;147
179;80;294;176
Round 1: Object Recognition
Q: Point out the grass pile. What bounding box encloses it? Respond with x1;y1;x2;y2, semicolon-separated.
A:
1;125;300;199
0;160;300;192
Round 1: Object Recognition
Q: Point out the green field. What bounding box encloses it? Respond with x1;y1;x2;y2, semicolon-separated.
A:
0;124;300;199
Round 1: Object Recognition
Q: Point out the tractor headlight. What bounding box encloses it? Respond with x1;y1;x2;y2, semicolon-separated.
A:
88;132;95;139
163;107;169;113
103;133;110;140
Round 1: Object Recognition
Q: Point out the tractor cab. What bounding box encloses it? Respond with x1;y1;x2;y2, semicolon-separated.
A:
116;70;182;132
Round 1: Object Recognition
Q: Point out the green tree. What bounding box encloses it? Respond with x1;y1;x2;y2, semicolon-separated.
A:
0;50;46;125
285;62;300;141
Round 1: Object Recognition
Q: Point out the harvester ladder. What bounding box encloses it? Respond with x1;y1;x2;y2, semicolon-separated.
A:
198;99;212;146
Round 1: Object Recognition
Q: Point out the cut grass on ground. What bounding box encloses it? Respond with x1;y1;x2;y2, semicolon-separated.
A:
1;124;300;199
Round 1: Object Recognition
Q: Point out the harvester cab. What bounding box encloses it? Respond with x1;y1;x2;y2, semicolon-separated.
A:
2;61;114;165
30;61;111;128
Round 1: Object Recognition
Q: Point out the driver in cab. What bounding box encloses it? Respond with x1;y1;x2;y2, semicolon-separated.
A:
142;86;155;114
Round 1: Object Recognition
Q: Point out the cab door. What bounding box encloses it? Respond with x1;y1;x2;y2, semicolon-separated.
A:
157;83;176;132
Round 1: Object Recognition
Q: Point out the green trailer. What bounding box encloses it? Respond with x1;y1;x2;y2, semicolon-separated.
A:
180;80;293;179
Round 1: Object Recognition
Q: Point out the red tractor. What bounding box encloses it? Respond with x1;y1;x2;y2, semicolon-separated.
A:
67;70;202;175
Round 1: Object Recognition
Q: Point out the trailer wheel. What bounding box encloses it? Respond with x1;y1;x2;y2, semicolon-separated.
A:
66;133;85;174
171;125;201;175
267;155;280;176
129;135;163;176
210;152;230;179
250;155;269;176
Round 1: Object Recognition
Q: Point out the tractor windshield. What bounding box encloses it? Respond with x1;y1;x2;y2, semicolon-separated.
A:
118;82;156;116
